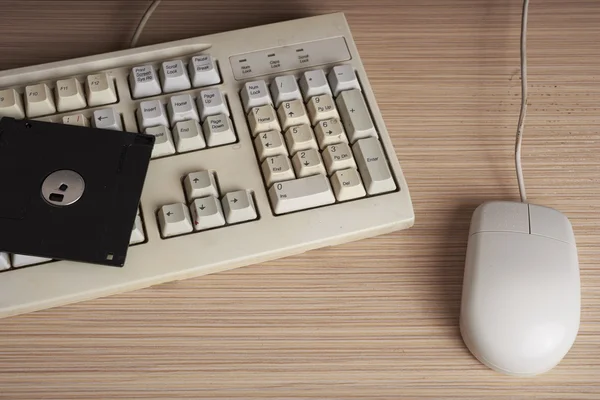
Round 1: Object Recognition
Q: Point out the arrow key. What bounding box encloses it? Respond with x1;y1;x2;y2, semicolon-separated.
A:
184;171;219;200
276;99;310;130
158;203;193;238
222;190;257;224
292;148;326;178
92;108;122;131
190;196;225;231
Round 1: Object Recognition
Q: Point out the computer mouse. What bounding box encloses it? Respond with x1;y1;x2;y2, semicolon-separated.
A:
460;201;580;376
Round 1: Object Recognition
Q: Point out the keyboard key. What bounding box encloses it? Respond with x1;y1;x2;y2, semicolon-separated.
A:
336;89;377;142
158;203;193;237
221;190;257;224
188;54;220;87
314;118;347;149
241;80;272;112
330;168;366;201
184;171;219;200
352;137;396;194
292;149;326;178
248;105;280;136
24;83;56;117
190;196;226;231
306;94;339;125
0;252;9;271
284;124;318;155
328;65;361;96
268;174;335;215
62;113;89;127
254;130;287;160
197;88;229;120
261;155;295;186
55;78;86;112
11;254;51;268
299;69;331;101
168;94;199;126
270;75;301;106
160;60;191;93
92;108;122;130
137;100;168;129
203;114;236;147
0;88;25;119
276;99;310;130
145;125;176;158
173;119;205;152
130;215;145;245
86;73;117;106
322;142;356;174
129;65;162;98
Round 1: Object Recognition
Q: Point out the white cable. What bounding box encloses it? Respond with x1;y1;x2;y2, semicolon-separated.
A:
515;0;529;203
130;0;162;48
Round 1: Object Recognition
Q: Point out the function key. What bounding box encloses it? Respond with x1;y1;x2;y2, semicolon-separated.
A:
24;83;56;117
241;80;272;112
86;73;117;107
137;99;168;129
188;54;220;87
0;88;25;119
276;99;310;131
270;75;302;106
336;89;377;142
328;65;361;97
92;108;122;131
129;65;162;99
55;78;86;112
299;69;331;101
168;94;199;126
158;203;193;237
196;88;229;120
160;60;191;93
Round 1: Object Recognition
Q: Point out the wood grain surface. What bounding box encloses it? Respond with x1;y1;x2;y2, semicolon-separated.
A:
1;1;599;398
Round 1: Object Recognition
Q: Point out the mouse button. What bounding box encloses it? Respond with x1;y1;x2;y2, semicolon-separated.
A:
470;201;529;235
529;204;576;245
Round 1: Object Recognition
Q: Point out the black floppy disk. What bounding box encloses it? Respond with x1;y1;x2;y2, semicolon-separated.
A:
0;117;154;267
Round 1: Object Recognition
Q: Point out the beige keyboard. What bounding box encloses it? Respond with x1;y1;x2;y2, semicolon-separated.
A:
0;12;414;318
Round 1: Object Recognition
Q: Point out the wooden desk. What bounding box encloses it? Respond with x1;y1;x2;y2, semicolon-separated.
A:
1;1;599;398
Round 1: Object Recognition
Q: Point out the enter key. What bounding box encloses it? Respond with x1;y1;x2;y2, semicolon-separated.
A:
352;137;396;195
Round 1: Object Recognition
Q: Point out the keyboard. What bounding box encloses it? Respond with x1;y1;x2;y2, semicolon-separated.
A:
0;12;414;318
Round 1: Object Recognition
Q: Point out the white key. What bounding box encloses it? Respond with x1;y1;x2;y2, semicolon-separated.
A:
254;130;287;160
261;155;295;186
55;78;86;112
306;94;339;125
160;60;191;93
184;171;219;200
137;100;168;129
12;254;51;268
86;73;117;106
241;80;272;112
130;215;145;245
24;83;56;117
352;137;396;194
129;65;161;98
292;149;326;177
168;94;199;126
0;88;25;119
268;174;335;215
221;190;257;224
277;99;310;130
299;69;331;101
0;252;10;271
158;203;193;237
330;168;366;201
248;105;280;136
328;64;361;96
314;118;348;149
336;89;377;142
172;119;205;152
188;54;220;87
62;113;89;127
190;196;226;231
196;88;229;120
92;108;122;130
203;114;236;147
270;75;302;106
322;143;357;174
284;124;318;155
145;125;176;158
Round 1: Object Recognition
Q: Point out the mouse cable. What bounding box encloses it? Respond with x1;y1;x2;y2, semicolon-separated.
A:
130;0;162;48
515;0;529;203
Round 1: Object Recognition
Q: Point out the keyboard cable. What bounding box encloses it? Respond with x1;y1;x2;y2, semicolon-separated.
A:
515;0;529;203
130;0;162;48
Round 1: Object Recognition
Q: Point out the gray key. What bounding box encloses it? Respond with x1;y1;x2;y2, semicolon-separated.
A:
202;113;236;146
92;108;123;131
336;89;377;142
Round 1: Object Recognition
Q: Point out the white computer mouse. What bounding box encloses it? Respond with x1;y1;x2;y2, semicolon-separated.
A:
460;201;580;376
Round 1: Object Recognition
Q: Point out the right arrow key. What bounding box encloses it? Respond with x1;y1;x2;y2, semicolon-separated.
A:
221;190;258;224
